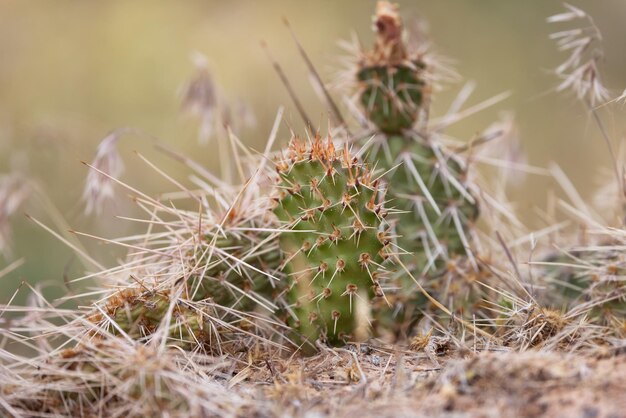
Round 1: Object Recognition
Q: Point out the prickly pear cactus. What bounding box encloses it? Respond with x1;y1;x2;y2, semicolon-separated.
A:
353;2;480;328
371;135;478;271
542;244;626;332
188;231;283;309
273;135;391;345
88;226;285;351
89;287;250;352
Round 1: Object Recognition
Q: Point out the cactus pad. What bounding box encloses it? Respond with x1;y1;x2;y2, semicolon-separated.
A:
273;135;391;345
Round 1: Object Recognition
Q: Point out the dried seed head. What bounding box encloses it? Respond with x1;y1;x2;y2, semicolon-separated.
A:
524;308;567;347
548;4;610;106
180;53;219;144
409;329;433;351
181;53;254;143
0;173;31;258
181;54;217;116
83;131;124;215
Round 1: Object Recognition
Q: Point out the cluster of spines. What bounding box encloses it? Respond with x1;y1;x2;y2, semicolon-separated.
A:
273;135;393;345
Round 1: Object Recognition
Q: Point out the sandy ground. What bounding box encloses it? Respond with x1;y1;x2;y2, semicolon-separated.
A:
245;346;626;418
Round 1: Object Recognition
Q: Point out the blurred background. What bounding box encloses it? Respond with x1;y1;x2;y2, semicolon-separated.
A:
1;0;626;302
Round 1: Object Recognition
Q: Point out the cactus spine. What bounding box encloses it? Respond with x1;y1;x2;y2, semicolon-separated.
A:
273;135;391;345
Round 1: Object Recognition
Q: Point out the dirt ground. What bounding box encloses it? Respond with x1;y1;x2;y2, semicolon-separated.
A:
246;346;626;418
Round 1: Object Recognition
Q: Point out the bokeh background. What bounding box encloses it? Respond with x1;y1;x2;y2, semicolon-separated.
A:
1;0;626;302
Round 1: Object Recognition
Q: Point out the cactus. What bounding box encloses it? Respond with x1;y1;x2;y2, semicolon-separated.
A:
88;285;270;353
187;230;284;310
85;2;484;350
356;2;427;134
353;2;481;328
86;218;287;352
273;135;391;346
542;244;626;332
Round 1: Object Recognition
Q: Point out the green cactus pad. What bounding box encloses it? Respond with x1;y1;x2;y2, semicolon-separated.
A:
358;62;426;134
273;136;391;346
188;233;283;310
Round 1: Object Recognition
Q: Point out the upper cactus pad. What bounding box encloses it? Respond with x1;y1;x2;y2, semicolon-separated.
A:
356;1;428;134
